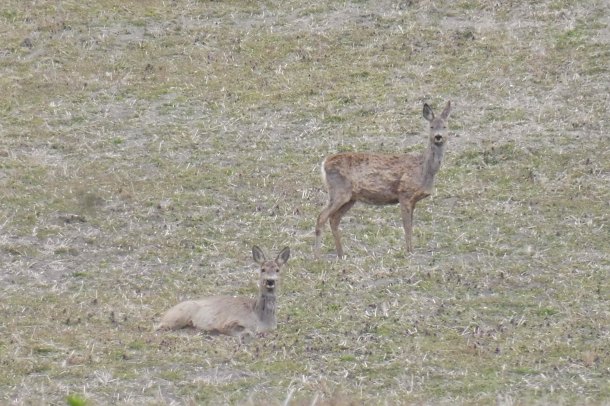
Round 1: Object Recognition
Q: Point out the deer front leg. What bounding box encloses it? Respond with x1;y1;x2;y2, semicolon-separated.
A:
399;197;415;253
237;329;256;344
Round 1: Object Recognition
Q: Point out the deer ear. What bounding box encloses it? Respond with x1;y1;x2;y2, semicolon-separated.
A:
440;101;452;119
423;103;434;122
252;246;266;264
275;247;290;266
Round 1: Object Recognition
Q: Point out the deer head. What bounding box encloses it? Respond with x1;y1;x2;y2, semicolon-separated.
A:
423;101;452;147
252;246;290;295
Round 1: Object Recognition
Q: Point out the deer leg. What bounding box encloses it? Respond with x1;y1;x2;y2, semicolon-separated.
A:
315;171;353;258
315;208;331;258
399;197;415;253
237;329;255;344
329;200;355;259
315;196;351;258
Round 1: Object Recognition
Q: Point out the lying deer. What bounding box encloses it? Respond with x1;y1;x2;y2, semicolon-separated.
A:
156;246;290;340
315;101;452;258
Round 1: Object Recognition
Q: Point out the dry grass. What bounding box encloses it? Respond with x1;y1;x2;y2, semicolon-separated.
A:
0;0;609;404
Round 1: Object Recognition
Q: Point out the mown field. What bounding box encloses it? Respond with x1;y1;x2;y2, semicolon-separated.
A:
0;0;608;404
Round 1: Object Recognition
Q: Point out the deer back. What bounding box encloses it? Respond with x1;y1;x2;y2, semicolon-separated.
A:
189;296;263;335
323;152;426;205
157;296;261;336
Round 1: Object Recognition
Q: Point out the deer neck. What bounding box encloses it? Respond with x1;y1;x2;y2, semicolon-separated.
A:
420;142;445;191
254;290;276;326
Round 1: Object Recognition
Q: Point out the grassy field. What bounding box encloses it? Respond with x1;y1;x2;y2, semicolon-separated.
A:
1;0;609;404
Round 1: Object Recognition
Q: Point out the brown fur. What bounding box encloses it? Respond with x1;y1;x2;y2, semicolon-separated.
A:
315;101;452;258
156;246;290;339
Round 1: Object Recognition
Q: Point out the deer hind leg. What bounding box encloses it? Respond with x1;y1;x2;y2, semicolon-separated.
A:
157;301;198;331
315;207;332;257
329;200;355;259
315;196;350;258
315;174;352;258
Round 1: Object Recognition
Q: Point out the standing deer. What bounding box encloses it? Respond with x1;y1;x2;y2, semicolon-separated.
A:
156;246;290;340
315;101;452;258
